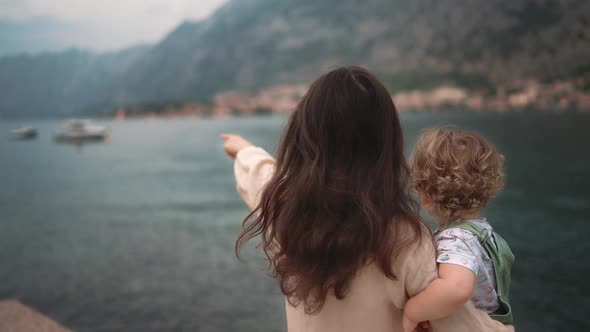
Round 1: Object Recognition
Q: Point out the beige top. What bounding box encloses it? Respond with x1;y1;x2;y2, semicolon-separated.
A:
234;146;515;332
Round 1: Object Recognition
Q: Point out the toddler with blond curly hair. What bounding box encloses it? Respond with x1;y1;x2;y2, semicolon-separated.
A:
402;127;515;332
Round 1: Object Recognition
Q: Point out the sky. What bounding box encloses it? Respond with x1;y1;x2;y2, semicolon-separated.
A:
0;0;229;56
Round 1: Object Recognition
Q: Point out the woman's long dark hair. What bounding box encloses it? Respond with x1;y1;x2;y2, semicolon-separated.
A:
236;66;423;314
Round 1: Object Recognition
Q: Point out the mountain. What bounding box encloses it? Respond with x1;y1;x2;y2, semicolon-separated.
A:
0;45;149;118
1;0;589;117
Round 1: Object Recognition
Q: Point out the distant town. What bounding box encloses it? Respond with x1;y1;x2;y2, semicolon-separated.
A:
106;75;590;120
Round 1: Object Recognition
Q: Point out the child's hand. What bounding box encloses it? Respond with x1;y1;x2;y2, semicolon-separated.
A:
417;321;430;332
402;312;419;332
220;134;254;159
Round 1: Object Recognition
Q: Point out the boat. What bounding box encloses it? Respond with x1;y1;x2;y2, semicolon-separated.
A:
12;127;38;140
54;120;108;142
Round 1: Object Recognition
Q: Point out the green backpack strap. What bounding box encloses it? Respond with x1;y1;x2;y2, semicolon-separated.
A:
447;221;515;325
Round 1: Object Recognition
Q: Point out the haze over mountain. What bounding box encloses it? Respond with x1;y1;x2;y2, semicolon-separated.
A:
0;45;149;117
1;0;589;117
0;0;228;57
0;18;96;57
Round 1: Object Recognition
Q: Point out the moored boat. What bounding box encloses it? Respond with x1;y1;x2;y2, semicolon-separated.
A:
12;127;38;140
54;120;108;142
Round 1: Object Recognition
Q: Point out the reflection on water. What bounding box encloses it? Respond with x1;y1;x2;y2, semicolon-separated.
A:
53;138;110;153
0;113;588;332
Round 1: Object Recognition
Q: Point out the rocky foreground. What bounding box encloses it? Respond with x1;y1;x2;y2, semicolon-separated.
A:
0;300;70;332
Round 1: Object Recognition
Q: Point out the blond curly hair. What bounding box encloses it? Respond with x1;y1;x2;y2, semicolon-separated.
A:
410;127;504;220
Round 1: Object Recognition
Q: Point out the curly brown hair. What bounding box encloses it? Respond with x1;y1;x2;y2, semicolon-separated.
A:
410;127;505;220
236;67;424;314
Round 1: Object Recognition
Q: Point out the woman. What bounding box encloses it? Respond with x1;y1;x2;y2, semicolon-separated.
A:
221;67;514;332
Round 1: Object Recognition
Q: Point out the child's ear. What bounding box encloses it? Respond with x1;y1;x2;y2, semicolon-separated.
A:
417;191;432;207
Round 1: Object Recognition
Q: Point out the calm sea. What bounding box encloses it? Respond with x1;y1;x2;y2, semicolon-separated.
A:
0;112;588;332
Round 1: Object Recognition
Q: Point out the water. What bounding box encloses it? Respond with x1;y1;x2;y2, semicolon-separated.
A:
0;113;588;332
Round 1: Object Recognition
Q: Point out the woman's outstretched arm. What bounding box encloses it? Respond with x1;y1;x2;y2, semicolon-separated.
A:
221;134;276;210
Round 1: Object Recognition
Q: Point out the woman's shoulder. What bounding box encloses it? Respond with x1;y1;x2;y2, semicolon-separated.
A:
380;218;437;306
394;217;434;248
398;220;436;264
384;218;438;299
389;219;437;274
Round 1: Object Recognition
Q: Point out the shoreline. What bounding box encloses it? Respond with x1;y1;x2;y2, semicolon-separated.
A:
102;77;590;120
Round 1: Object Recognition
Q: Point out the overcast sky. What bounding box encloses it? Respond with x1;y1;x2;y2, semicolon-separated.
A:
0;0;229;55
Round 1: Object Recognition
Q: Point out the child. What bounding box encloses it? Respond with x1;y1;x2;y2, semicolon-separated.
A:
403;128;515;332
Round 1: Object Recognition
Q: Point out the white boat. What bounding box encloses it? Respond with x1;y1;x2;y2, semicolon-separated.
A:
12;127;38;140
54;120;108;142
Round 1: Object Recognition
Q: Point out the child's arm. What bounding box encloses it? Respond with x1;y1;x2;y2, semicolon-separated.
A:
403;263;476;331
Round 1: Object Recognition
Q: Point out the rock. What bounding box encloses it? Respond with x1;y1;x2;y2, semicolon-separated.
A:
0;300;71;332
